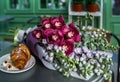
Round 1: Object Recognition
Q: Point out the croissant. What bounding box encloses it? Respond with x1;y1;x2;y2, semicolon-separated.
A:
10;44;31;69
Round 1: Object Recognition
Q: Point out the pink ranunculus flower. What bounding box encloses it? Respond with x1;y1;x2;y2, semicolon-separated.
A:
41;19;52;29
61;25;69;34
32;28;44;40
61;39;74;56
50;15;65;29
63;23;81;42
44;29;64;45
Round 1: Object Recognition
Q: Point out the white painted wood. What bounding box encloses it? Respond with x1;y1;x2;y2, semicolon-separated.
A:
68;0;103;28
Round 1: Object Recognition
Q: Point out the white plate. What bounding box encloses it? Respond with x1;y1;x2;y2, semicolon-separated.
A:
0;53;36;73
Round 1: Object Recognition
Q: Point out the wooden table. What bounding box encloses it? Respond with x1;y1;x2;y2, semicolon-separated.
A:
0;43;114;82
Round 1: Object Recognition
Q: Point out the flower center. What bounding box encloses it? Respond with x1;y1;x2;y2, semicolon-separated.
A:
36;32;41;39
55;22;61;28
62;45;68;51
45;23;50;29
52;35;58;41
68;31;74;38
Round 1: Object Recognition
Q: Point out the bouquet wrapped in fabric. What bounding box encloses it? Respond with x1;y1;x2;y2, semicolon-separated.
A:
15;15;118;81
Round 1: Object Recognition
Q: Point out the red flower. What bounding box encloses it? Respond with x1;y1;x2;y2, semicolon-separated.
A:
32;28;44;40
50;15;65;29
33;16;81;57
61;39;74;56
44;29;64;45
41;19;52;29
63;23;81;42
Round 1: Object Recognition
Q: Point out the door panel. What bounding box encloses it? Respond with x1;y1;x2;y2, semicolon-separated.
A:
113;24;120;35
106;0;120;45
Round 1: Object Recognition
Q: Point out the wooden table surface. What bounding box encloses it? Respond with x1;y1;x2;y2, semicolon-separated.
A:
0;44;114;82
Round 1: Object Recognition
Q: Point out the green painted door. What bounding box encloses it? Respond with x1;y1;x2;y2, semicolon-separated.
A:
106;0;120;45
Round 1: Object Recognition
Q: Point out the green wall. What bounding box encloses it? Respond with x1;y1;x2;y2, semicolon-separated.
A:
0;0;68;41
0;0;4;15
0;0;114;42
0;0;5;40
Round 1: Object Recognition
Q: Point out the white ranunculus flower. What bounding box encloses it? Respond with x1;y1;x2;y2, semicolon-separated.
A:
61;51;65;55
54;64;58;67
86;74;89;79
103;74;107;79
99;34;102;37
96;53;99;58
82;46;88;53
74;48;78;53
107;65;111;69
95;34;98;37
90;59;97;64
82;60;86;65
89;65;94;70
74;68;77;71
102;65;105;69
75;55;79;61
82;26;86;30
109;58;112;61
86;51;93;58
62;59;65;63
42;39;47;44
82;54;87;59
97;29;100;32
107;52;113;58
103;52;108;57
91;35;95;38
45;55;49;60
58;46;62;50
97;72;101;76
99;58;103;63
80;57;84;61
87;63;90;67
99;69;104;73
44;52;48;55
50;52;54;57
97;51;104;55
57;66;60;69
93;31;96;35
54;45;58;50
106;58;109;61
74;48;82;54
47;44;53;50
86;32;91;35
90;72;94;76
79;63;83;67
69;53;75;59
91;50;96;54
97;63;100;67
72;65;76;69
42;49;46;53
64;63;67;66
66;64;69;67
59;68;62;72
56;49;59;53
109;70;112;74
49;57;53;62
94;69;98;73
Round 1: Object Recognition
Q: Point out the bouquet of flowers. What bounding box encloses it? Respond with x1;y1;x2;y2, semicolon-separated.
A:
15;15;118;81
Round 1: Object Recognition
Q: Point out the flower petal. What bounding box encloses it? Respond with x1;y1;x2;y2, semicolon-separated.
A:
44;29;64;45
61;39;74;56
41;19;52;29
32;27;43;40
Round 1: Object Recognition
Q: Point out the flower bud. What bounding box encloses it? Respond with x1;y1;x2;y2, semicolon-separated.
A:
94;69;98;73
